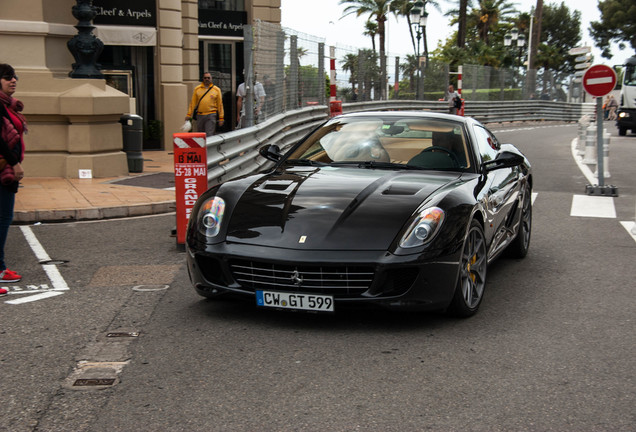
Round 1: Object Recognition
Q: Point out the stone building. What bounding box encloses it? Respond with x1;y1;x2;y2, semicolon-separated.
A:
0;0;281;178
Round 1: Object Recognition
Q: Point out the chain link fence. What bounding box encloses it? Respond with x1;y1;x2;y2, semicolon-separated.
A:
244;20;579;126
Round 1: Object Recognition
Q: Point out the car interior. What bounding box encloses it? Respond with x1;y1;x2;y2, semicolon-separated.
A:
290;117;471;170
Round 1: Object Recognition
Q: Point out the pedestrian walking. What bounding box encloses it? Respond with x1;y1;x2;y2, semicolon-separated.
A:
185;72;225;137
236;79;266;128
0;63;26;292
607;95;618;121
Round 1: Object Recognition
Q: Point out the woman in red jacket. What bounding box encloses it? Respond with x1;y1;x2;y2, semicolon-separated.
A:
0;63;26;293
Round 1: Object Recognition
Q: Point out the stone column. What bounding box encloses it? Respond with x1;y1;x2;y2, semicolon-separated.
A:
0;0;129;178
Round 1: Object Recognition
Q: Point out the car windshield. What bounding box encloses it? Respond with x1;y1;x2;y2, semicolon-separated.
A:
286;116;470;171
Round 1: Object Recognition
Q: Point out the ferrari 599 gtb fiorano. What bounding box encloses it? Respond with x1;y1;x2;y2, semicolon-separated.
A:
186;112;532;317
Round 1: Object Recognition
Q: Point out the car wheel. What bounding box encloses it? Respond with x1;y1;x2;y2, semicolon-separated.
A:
448;219;487;318
619;127;627;136
508;188;532;258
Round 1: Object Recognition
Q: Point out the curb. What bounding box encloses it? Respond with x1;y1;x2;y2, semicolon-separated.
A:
14;200;176;224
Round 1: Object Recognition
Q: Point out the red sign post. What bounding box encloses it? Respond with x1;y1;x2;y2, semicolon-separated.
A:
582;65;617;191
173;133;208;245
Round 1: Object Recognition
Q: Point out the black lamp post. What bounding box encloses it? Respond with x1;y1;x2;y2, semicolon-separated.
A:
67;0;104;79
410;1;428;99
503;28;526;68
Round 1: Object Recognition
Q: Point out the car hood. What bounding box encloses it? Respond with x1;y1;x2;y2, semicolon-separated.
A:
224;166;461;250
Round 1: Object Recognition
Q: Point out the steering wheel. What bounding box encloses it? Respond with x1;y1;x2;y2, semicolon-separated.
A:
421;146;460;167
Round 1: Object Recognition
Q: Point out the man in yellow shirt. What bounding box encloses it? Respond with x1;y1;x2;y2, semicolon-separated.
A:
185;72;225;136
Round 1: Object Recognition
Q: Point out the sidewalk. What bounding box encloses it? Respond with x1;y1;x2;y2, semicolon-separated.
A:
14;150;176;224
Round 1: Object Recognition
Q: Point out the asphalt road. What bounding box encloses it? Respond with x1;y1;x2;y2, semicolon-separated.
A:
1;122;635;431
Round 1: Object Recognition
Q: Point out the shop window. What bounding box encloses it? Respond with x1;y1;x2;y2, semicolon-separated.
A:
198;0;245;11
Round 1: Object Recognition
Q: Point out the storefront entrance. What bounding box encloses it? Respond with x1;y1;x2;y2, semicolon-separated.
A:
201;40;244;132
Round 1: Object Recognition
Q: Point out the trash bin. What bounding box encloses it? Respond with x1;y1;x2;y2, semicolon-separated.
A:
119;114;143;173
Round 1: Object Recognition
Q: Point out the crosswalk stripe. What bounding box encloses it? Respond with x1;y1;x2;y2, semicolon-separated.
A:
570;195;616;218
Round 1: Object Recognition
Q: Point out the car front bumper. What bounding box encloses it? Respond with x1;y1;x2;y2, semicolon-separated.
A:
186;241;462;312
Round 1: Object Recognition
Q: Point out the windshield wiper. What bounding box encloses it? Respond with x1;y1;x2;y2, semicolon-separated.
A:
284;159;328;166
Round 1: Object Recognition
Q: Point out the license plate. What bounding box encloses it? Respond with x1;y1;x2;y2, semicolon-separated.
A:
256;290;334;312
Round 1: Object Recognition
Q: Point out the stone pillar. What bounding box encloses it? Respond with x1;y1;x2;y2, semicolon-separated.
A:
157;0;188;150
0;0;130;178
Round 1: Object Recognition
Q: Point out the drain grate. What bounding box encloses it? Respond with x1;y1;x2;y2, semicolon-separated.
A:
73;378;116;387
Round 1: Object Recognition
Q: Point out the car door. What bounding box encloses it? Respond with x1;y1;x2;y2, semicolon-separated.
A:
473;125;521;256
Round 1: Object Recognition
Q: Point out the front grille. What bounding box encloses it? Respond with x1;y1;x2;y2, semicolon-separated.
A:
229;259;374;296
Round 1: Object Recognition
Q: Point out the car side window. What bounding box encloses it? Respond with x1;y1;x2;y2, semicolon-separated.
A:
473;125;499;163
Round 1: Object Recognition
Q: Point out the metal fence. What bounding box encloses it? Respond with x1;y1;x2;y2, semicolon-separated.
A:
246;20;581;122
206;99;594;186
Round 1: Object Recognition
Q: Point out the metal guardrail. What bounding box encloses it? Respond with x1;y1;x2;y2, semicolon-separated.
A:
204;100;595;186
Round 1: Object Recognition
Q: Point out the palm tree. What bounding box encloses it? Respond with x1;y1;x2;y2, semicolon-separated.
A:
445;0;473;47
390;0;417;55
341;52;359;93
364;20;378;51
469;0;517;45
340;0;393;100
400;54;418;92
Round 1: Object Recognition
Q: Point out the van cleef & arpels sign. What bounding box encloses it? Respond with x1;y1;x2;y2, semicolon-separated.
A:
92;0;157;27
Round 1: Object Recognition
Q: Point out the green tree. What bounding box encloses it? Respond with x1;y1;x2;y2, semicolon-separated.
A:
534;2;581;96
340;0;393;99
590;0;636;59
536;3;581;74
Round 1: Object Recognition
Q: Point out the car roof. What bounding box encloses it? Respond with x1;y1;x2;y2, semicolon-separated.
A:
336;111;476;126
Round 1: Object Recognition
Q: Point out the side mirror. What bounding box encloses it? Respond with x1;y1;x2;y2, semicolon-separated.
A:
483;151;524;172
259;144;282;162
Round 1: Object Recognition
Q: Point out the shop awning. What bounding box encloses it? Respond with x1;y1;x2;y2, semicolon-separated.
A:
95;25;156;46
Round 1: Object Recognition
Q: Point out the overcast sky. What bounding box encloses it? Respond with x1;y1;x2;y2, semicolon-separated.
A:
280;0;632;66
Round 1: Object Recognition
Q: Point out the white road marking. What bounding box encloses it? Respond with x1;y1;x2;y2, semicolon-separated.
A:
4;226;70;305
571;138;598;185
619;222;636;244
532;192;537;205
6;291;64;304
570;195;616;218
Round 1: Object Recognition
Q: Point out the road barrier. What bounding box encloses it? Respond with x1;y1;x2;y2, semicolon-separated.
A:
202;100;595;187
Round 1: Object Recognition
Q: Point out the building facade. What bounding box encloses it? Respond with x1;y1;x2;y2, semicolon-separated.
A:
0;0;281;178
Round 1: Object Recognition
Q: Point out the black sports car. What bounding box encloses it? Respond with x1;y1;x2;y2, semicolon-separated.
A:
186;112;532;317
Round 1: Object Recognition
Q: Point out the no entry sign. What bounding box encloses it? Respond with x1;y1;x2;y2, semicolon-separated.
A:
173;133;208;245
583;65;617;97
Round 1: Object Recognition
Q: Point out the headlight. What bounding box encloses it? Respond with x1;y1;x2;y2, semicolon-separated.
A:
400;207;445;248
618;111;630;119
198;197;226;237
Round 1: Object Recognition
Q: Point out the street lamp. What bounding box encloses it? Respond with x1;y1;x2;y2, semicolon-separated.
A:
504;28;526;66
410;0;428;99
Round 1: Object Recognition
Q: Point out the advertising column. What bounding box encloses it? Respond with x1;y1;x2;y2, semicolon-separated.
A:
173;133;208;245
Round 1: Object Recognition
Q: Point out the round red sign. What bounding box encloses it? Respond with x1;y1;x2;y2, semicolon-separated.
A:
583;65;617;97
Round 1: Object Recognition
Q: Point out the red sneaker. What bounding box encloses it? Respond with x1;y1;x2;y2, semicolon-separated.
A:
0;287;7;296
0;270;21;283
5;269;21;279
